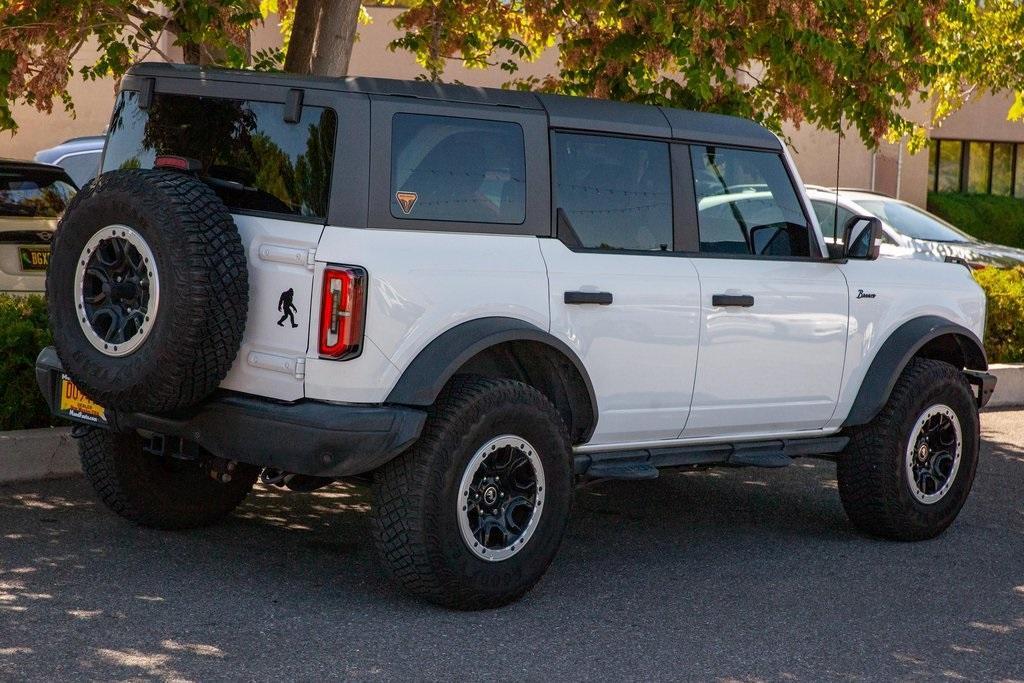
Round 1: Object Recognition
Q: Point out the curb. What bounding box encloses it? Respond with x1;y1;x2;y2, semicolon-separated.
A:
0;427;80;483
986;363;1024;409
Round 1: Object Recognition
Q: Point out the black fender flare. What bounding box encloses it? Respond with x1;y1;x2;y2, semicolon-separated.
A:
386;316;598;437
842;315;987;427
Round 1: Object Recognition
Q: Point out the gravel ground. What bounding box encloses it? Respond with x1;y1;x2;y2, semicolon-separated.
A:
1;410;1022;682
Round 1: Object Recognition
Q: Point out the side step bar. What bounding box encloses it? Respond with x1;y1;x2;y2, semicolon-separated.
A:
574;436;849;480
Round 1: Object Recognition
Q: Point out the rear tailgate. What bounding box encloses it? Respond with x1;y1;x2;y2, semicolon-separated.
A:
218;214;322;401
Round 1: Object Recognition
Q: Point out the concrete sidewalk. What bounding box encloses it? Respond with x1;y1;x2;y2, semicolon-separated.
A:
0;411;1022;681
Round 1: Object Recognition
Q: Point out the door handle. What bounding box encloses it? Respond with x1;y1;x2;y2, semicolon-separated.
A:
712;294;754;307
564;291;613;305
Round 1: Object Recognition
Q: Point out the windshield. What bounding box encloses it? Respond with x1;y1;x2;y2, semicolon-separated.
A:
855;199;974;243
0;169;76;218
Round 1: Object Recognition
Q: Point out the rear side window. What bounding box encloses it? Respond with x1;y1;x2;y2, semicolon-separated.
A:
103;91;337;220
691;146;812;257
552;132;672;251
0;169;76;218
390;114;526;224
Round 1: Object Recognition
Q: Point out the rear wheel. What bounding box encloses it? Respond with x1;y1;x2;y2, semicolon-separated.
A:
79;427;259;530
837;358;979;541
371;377;573;609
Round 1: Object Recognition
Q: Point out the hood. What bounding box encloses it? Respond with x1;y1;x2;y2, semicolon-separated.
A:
907;237;1024;268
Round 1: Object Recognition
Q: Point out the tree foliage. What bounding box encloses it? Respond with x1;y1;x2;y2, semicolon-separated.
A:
0;0;265;131
2;0;1024;149
392;0;1024;148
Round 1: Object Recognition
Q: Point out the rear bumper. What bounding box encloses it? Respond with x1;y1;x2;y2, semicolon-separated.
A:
35;347;426;477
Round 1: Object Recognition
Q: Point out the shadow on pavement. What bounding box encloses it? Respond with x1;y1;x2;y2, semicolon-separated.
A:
0;413;1022;681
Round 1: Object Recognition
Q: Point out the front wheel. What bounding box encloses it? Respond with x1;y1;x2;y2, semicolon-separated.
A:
371;377;573;609
837;358;979;541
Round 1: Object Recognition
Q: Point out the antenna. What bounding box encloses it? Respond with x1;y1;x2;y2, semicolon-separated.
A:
833;114;842;239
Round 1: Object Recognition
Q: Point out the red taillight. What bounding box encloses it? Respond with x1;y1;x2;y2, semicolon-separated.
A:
154;155;200;172
319;265;366;360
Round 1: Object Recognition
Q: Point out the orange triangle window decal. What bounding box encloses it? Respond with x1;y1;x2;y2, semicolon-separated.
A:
396;191;418;215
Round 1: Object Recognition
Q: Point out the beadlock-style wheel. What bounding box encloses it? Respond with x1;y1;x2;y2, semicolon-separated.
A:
905;403;963;505
74;224;159;357
457;434;546;562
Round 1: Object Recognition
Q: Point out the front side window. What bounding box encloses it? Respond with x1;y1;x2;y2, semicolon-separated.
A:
0;169;76;217
552;132;672;251
103;91;336;219
811;200;855;242
691;146;812;257
390;114;526;224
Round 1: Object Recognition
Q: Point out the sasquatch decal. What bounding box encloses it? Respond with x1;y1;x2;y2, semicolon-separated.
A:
277;288;299;328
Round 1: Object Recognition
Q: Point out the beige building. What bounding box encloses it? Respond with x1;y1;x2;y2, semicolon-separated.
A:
4;6;1023;209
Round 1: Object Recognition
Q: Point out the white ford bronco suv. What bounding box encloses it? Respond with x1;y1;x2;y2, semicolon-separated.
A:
36;63;996;609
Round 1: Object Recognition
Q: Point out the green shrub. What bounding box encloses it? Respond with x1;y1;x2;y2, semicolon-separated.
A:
927;192;1024;248
0;294;53;431
973;267;1024;364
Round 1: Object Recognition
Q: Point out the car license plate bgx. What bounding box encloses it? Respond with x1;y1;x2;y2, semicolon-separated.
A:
57;374;107;425
19;246;50;271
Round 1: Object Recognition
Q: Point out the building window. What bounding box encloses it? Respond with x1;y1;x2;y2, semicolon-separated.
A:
936;140;963;192
928;143;939;191
932;138;1024;199
1017;145;1024;198
992;143;1014;196
967;141;991;193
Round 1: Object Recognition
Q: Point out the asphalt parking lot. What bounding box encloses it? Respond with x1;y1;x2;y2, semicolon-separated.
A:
1;412;1022;682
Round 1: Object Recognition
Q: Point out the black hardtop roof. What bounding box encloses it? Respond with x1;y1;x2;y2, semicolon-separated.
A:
126;62;782;151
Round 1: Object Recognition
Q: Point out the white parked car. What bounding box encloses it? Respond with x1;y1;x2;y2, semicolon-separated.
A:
36;64;995;609
807;186;1024;268
0;160;77;294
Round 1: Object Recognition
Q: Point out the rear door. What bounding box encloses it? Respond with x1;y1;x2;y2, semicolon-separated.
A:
682;145;849;438
102;80;357;400
542;131;701;445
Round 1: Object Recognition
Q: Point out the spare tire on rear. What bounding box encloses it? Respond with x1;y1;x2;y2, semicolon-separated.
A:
47;169;248;413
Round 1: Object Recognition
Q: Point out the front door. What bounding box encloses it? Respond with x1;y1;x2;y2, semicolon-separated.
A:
681;144;849;438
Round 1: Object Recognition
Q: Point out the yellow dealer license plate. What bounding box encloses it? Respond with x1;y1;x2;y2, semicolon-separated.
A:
57;374;107;425
19;246;50;271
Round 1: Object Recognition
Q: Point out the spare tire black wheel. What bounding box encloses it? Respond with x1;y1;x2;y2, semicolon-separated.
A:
47;169;248;413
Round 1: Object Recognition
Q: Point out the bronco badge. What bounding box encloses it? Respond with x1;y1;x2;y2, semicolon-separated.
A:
395;191;418;215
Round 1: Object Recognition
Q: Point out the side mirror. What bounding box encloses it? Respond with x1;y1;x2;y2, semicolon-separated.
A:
842;215;883;260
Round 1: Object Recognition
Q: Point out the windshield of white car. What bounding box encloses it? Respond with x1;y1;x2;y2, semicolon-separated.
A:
855;199;975;243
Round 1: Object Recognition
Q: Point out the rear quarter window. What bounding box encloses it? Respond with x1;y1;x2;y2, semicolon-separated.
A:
102;91;336;220
389;113;526;224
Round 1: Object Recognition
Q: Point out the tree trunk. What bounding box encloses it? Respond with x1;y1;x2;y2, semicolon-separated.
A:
309;0;361;77
284;0;323;74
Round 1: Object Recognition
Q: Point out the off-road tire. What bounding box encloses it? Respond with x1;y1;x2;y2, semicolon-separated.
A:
371;377;573;610
48;169;247;413
79;427;259;530
837;358;979;541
